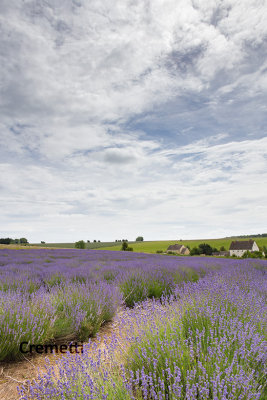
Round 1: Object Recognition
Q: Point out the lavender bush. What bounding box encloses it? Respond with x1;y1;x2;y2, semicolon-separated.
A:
16;259;266;399
126;266;267;399
0;248;214;361
50;282;121;340
0;289;55;360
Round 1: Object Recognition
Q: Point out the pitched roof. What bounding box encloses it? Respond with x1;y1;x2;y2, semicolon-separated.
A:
167;244;183;251
180;247;188;254
229;240;254;250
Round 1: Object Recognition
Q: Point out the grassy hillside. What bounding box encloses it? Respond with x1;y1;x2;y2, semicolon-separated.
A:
100;238;267;253
30;241;128;249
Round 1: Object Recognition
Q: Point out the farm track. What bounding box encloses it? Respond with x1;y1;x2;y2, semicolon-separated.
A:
0;300;166;400
0;315;120;399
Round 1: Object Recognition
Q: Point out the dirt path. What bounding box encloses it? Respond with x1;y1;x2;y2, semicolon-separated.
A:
0;300;167;400
0;308;126;400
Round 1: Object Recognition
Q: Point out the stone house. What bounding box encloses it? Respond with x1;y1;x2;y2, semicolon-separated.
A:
167;244;190;255
229;240;259;257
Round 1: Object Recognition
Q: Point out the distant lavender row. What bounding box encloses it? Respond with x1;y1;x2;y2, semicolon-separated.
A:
19;262;267;399
0;248;242;295
0;249;266;361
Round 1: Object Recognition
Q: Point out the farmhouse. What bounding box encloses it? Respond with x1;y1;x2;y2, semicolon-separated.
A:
229;240;259;257
167;244;190;255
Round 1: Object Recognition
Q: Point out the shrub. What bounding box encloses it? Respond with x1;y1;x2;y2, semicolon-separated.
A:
120;274;147;307
190;247;200;256
0;291;55;361
121;241;129;251
242;250;263;258
120;269;174;307
50;282;121;340
126;269;266;399
156;250;163;253
75;240;85;249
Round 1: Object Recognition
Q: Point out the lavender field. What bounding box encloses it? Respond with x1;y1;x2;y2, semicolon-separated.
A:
0;249;266;399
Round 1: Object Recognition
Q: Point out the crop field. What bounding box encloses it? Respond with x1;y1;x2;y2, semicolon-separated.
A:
0;249;266;399
100;238;267;253
30;241;124;249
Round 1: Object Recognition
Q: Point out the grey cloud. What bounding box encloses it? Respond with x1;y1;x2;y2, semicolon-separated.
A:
104;149;136;164
166;45;206;76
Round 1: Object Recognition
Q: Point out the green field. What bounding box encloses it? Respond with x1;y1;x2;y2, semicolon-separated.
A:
30;237;267;253
99;238;267;253
31;241;124;249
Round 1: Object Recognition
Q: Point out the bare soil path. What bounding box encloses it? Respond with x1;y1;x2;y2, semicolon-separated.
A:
0;309;125;400
0;300;167;400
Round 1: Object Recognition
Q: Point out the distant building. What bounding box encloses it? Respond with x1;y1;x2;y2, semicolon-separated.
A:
229;240;259;257
167;244;190;255
212;251;230;257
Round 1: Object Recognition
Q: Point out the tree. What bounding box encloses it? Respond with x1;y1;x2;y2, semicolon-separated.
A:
75;240;85;249
220;246;226;251
190;247;200;256
41;241;45;244
136;236;144;241
20;238;28;244
121;241;128;251
198;243;213;255
0;238;12;244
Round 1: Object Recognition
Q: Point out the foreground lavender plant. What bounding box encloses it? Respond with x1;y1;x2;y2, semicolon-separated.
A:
18;262;267;399
0;289;55;360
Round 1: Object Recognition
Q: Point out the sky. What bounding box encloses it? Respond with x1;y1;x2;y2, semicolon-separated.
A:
0;0;267;243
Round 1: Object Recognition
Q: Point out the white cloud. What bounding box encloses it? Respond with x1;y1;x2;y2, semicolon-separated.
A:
0;0;266;240
1;135;266;241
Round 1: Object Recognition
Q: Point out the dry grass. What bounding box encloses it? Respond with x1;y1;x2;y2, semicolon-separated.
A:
0;244;64;250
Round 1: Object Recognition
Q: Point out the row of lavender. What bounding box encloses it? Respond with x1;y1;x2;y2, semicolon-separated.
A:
19;262;267;399
1;248;212;361
0;249;265;362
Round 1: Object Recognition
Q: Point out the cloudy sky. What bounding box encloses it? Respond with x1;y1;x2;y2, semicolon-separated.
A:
0;0;266;243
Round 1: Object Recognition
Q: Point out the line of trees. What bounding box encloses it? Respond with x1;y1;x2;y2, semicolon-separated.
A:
0;238;28;245
190;243;219;256
228;233;267;238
